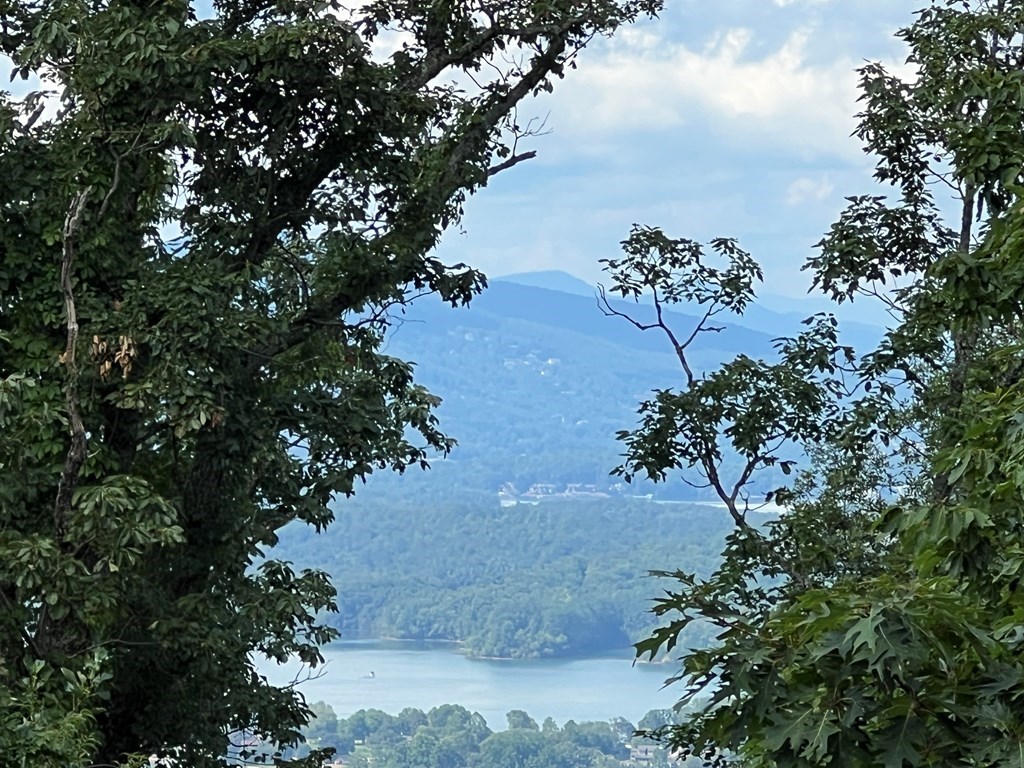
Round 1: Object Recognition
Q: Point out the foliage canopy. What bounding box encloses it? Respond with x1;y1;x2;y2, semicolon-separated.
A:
0;0;660;764
296;702;673;768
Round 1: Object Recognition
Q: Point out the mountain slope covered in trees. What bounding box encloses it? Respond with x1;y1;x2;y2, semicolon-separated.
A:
370;275;883;498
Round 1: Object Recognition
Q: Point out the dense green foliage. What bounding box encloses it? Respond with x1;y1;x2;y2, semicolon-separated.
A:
0;0;661;765
293;702;688;768
626;2;1024;765
273;494;732;658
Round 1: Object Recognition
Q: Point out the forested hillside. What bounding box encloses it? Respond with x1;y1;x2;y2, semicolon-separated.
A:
368;275;882;498
274;494;738;658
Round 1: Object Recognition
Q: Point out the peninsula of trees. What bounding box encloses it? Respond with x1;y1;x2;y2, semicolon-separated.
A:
272;494;733;658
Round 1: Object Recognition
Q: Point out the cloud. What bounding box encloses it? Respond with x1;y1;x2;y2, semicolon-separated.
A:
786;175;835;205
545;23;881;160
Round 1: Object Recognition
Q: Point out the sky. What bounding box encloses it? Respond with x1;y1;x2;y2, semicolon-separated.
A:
4;1;923;315
433;0;921;310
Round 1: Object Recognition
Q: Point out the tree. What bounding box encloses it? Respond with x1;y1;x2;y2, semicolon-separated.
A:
475;729;548;768
559;719;623;757
507;709;540;731
304;701;344;752
608;715;635;744
636;710;677;734
384;729;468;768
612;1;1024;765
398;706;430;737
0;0;662;765
598;229;850;528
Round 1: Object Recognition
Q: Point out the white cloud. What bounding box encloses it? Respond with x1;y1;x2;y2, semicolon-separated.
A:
425;4;918;309
785;175;834;205
547;24;877;159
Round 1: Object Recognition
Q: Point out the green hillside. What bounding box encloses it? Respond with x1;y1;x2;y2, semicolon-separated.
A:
370;279;880;499
273;493;745;658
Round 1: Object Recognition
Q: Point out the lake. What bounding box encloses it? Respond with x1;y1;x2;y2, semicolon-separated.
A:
259;640;682;730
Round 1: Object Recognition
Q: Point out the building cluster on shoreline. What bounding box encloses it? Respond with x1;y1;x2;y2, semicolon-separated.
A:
498;482;612;506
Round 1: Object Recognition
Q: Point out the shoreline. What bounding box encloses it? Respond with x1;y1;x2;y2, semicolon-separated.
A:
326;637;668;664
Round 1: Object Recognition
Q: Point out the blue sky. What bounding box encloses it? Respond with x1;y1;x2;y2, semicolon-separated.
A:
436;1;921;313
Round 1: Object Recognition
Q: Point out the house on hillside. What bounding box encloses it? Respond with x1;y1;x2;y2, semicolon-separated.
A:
627;745;657;763
524;483;558;497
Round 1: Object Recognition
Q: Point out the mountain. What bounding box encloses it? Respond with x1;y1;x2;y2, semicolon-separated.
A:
363;275;881;499
435;280;777;363
491;269;596;297
273;493;733;658
494;270;886;353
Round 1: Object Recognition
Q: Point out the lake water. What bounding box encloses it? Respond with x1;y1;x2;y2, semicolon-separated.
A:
259;641;682;730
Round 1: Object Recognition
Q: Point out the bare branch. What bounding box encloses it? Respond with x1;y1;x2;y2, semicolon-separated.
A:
598;277;750;526
704;460;747;529
263;35;571;358
22;101;45;132
97;133;144;220
487;150;537;177
597;285;660;331
406;18;580;91
730;455;762;504
439;34;568;187
651;288;696;387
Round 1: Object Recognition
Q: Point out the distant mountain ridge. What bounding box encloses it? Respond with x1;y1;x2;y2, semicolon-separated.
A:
491;269;596;297
273;274;889;660
492;269;886;352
